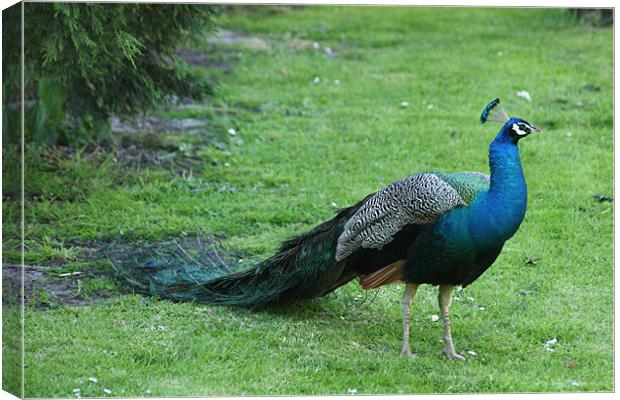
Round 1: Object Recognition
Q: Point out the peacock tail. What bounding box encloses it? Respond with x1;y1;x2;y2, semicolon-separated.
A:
108;198;369;308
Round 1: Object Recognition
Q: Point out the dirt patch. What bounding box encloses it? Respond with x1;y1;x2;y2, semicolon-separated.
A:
181;29;340;75
110;116;210;135
207;30;271;52
112;139;214;173
177;30;270;74
2;264;105;309
179;46;241;73
106;114;227;173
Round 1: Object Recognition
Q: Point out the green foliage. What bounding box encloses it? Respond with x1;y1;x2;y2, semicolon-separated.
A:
2;3;218;146
570;8;613;26
3;78;67;145
81;277;119;296
2;306;21;397
33;288;52;308
2;142;116;202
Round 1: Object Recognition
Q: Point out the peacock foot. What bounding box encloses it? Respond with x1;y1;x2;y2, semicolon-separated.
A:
400;348;417;358
442;348;465;361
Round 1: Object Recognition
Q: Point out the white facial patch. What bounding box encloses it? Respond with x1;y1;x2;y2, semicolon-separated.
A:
512;123;529;136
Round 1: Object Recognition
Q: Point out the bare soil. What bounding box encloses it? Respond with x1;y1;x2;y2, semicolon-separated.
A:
2;264;101;308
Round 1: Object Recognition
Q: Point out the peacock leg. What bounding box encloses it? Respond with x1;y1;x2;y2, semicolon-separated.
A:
438;284;465;361
400;283;419;357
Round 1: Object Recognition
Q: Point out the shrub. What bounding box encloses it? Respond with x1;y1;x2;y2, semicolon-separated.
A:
2;3;218;146
570;8;613;26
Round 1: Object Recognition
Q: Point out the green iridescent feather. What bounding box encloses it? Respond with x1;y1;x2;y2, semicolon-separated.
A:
435;172;490;205
108;199;367;308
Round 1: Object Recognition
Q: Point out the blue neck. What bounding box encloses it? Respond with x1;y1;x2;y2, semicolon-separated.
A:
469;126;528;248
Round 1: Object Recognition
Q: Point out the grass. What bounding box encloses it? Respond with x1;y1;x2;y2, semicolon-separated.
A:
2;6;613;396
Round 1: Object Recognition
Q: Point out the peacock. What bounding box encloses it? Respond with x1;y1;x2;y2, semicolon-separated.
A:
113;98;539;360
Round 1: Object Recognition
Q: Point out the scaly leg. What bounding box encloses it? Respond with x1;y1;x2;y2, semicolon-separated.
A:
438;284;465;361
400;283;419;357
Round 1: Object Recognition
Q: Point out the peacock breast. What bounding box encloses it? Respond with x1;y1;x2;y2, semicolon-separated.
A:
403;208;506;286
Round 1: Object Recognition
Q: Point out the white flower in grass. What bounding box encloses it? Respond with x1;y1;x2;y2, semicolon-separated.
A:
544;338;558;346
543;338;558;352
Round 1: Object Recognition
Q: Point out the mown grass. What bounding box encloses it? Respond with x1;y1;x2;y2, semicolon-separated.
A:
3;6;613;396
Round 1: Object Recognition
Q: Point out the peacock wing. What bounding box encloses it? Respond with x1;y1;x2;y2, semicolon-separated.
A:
434;171;490;204
335;172;470;261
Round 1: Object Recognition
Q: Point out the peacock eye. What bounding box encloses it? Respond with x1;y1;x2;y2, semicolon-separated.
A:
518;124;530;133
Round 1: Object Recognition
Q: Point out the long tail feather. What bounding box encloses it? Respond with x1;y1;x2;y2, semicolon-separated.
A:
110;203;366;308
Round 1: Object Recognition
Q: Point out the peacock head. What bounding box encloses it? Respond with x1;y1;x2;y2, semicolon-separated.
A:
480;98;540;143
503;117;540;141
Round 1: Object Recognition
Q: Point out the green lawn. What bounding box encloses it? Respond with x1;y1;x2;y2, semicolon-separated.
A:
3;6;613;396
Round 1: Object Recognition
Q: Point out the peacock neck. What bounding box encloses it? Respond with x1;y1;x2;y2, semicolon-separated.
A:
469;134;527;248
488;136;526;201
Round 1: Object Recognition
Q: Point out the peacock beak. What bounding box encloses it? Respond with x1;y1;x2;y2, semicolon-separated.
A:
531;125;541;132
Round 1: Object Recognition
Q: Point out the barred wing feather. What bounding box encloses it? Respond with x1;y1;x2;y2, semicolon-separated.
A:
335;172;489;261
